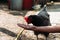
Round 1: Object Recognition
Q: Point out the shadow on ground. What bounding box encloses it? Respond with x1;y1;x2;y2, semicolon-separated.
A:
9;10;28;17
0;27;17;37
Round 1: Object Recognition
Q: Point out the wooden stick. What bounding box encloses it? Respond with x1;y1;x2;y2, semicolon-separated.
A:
15;29;24;40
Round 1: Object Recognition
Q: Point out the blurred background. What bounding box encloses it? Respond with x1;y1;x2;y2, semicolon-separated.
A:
0;0;60;40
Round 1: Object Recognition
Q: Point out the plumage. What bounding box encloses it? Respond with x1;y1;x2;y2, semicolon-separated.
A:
28;15;51;37
24;6;51;40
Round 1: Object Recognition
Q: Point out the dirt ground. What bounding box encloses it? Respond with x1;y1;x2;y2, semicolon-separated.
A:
0;4;27;40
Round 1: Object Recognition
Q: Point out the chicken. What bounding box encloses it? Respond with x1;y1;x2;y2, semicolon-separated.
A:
24;6;51;40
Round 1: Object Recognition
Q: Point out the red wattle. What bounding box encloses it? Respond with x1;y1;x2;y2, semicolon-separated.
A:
24;17;28;22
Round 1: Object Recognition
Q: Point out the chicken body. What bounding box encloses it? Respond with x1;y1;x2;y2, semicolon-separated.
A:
25;6;51;40
28;15;51;37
